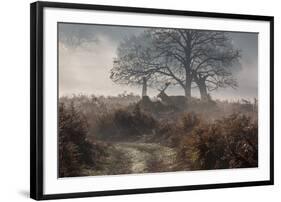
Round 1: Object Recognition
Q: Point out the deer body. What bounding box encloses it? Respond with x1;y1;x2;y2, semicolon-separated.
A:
157;83;187;110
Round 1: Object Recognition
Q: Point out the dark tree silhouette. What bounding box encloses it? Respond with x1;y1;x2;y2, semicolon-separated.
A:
190;34;240;101
110;31;169;88
110;28;241;100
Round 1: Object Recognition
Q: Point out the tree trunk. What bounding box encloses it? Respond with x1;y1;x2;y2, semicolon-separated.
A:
193;74;209;102
185;77;192;99
198;83;209;101
184;45;192;100
142;77;147;97
197;81;209;101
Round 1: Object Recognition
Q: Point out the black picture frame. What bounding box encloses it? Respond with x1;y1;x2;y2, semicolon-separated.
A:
30;1;274;200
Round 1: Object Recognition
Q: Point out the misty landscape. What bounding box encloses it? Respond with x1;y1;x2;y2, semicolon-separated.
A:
58;23;258;177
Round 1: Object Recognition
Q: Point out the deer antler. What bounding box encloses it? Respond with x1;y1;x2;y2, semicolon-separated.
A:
162;82;171;91
157;82;171;93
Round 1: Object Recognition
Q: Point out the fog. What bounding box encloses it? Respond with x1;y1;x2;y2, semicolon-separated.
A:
59;23;258;100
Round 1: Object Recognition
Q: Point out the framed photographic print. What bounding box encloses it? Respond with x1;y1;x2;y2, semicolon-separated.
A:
30;1;274;200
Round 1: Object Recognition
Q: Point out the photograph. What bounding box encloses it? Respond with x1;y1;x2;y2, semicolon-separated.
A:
58;23;259;178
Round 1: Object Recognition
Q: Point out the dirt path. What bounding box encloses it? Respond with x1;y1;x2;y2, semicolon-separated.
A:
114;142;177;173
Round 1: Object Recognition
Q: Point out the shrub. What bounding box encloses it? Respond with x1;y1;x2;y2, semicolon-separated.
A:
59;102;105;177
181;112;201;132
96;105;157;140
153;112;201;147
183;114;258;170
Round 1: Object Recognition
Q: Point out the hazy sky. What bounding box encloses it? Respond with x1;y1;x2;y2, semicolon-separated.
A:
58;23;258;100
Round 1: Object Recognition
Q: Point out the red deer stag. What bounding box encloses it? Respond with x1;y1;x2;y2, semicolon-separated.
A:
157;82;187;111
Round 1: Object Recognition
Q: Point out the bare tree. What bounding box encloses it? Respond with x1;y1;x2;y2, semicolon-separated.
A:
150;29;241;100
110;32;166;87
110;28;241;100
190;34;240;101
